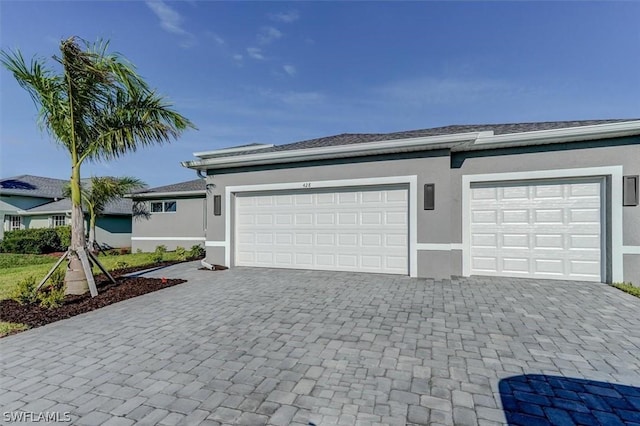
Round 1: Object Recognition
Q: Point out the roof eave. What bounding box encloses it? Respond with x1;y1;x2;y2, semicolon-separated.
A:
464;120;640;150
182;120;640;171
182;131;486;171
18;210;131;216
127;190;207;199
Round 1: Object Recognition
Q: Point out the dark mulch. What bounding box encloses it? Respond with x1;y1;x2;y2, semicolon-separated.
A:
0;262;190;329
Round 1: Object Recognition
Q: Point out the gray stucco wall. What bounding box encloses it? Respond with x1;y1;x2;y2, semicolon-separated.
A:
131;196;206;252
202;139;639;284
205;153;454;279
95;216;132;249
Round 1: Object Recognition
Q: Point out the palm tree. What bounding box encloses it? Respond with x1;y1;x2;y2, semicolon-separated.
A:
1;37;195;295
64;176;145;251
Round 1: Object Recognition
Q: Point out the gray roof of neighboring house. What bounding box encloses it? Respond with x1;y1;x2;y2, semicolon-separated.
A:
0;175;67;199
22;196;133;216
200;119;637;159
132;179;206;195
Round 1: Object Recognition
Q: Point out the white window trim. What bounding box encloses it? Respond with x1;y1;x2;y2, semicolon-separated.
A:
461;166;624;283
51;215;66;227
6;215;22;231
150;200;177;213
220;175;419;277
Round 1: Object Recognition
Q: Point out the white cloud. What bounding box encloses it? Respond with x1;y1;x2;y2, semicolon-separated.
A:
269;10;299;23
374;76;516;105
246;47;265;60
205;31;225;45
146;1;186;35
258;89;325;105
145;0;196;47
233;54;243;61
257;26;282;45
283;65;297;76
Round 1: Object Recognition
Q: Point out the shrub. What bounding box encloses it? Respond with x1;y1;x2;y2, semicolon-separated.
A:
38;267;66;309
50;268;65;288
119;247;131;255
115;261;129;269
11;276;38;305
188;244;205;260
0;226;70;254
39;285;65;309
175;246;187;261
55;226;71;250
151;245;167;263
136;248;143;254
0;228;60;254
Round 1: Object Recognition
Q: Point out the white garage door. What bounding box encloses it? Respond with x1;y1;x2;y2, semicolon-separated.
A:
235;187;409;274
469;178;603;281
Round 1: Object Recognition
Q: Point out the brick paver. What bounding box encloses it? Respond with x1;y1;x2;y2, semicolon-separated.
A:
2;262;640;424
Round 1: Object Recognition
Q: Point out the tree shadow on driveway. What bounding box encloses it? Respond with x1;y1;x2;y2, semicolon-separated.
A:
499;374;640;425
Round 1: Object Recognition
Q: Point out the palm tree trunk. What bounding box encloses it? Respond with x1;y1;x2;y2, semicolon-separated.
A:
89;213;97;253
65;163;89;295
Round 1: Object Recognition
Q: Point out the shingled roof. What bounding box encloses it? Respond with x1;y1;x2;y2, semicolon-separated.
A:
0;175;67;199
22;197;132;216
131;179;206;196
199;119;636;159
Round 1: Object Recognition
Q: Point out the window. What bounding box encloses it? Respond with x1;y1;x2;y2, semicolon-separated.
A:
52;215;66;227
6;215;22;231
150;201;177;213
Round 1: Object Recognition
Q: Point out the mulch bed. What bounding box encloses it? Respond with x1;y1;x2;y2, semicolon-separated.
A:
0;261;191;330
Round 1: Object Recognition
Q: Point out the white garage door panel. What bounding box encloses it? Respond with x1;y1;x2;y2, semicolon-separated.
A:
470;179;602;281
235;187;408;274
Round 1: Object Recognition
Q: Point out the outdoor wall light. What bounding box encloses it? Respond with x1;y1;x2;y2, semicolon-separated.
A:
623;175;639;206
424;184;435;210
213;195;222;215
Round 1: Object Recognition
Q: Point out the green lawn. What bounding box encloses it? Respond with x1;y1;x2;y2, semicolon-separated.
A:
612;282;640;298
0;251;182;336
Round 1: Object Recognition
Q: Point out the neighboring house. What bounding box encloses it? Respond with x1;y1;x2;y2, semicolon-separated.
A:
1;175;67;240
129;179;207;251
0;175;134;248
177;119;639;285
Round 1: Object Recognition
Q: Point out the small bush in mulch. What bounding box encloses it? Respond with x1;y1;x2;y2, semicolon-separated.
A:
0;264;187;330
199;265;228;271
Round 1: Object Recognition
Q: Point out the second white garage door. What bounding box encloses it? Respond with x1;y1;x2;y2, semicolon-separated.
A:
469;178;603;282
235;186;409;274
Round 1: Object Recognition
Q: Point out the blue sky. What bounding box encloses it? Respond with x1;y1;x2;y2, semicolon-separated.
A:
1;1;639;187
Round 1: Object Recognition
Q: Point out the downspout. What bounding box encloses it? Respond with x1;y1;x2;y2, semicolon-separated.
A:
196;168;208;249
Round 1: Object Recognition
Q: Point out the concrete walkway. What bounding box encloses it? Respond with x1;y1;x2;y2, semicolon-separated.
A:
2;263;640;425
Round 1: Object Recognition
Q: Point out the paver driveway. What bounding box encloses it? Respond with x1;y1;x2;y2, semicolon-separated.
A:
2;263;640;425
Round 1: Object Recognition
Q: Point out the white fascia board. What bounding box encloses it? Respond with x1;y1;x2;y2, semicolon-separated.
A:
128;190;206;199
182;132;484;170
193;144;275;158
18;210;70;216
473;120;640;146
